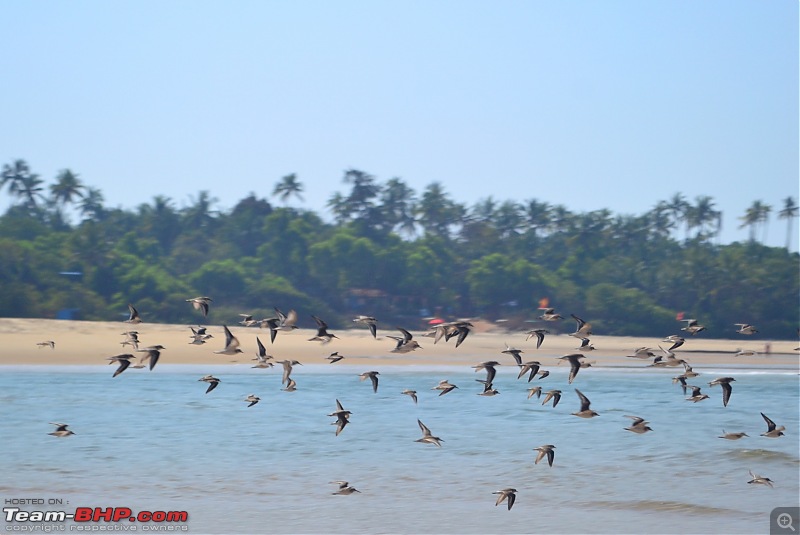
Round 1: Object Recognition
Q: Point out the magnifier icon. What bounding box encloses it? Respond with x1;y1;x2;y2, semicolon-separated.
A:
778;513;796;532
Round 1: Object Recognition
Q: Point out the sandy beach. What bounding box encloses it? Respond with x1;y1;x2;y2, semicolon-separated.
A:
1;317;796;368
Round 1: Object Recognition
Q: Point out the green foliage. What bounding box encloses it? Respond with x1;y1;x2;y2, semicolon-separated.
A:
0;159;797;339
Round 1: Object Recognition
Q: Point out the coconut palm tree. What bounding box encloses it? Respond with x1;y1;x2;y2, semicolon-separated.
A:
1;159;33;204
778;196;798;250
78;187;106;221
524;199;551;238
50;169;85;207
739;200;770;244
667;193;690;241
272;173;304;204
379;177;417;237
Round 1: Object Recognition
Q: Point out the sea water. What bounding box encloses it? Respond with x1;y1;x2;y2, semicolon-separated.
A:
1;359;798;534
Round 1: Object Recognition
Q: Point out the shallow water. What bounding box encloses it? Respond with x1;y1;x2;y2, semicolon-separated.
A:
2;360;798;534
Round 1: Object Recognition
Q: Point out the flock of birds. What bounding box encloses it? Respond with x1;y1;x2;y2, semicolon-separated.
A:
40;299;794;508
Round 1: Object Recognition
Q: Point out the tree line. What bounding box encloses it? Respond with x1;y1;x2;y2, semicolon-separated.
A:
1;159;798;339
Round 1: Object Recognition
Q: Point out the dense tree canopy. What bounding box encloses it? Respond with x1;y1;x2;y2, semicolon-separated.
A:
0;159;797;339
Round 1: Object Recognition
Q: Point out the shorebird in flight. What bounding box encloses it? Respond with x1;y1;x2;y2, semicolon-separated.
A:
107;354;135;377
214;325;243;355
389;327;421;353
352;315;378;338
735;323;758;335
415;419;443;447
576;338;595;351
533;445;556;467
402;389;418;404
432;379;458;396
309;315;338;344
517;361;542;382
199;375;221;393
680;318;706;335
569;314;592;339
125;304;142;324
328;399;351;436
282;378;298;392
541;389;561;408
472;361;500;385
359;371;380;393
49;422;75;437
662;335;685;351
278;360;302;385
525;329;548;349
685;385;710;403
760;412;785;438
502;344;524;365
238;314;259;327
537;308;563;321
186;296;212;318
331;481;361;495
189;326;212;345
526;386;542;399
558;353;586;384
719;430;748;440
747;470;774;488
626;347;655;359
135;345;164;371
624;415;653;434
121;331;140;350
326;352;345;364
707;377;735;407
492;488;517;510
252;337;273;368
572;389;599;418
36;341;55;349
244;394;260;407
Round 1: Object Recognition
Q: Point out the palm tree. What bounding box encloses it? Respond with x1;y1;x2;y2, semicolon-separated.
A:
758;202;772;245
1;159;33;204
647;200;676;240
667;193;690;241
778;196;798;250
50;169;85;207
272;173;304;204
182;190;218;230
494;201;523;238
739;200;770;243
326;192;350;225
379;177;417;237
687;196;720;241
18;173;46;210
415;182;463;238
78;187;106;221
524;199;551;238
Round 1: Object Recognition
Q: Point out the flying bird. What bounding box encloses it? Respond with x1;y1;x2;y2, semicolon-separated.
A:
472;361;500;385
624;415;653;434
389;327;422;353
432;379;459;396
760;412;785;438
214;325;243;355
359;371;380;393
352;315;378;338
309;315;338;344
48;422;75;438
525;329;548;349
37;341;55;349
326;352;345;364
533;445;556;467
680;318;706;335
415;419;443;447
244;394;260;407
735;323;758;335
569;314;592;339
328;399;352;436
135;345;164;371
685;385;710;403
107;354;135;377
537;308;564;321
558;353;586;384
502;344;525;365
492;488;517;510
541;389;562;408
330;481;361;495
719;430;748;440
707;377;735;407
199;375;221;394
572;388;599;418
125;304;142;324
186;296;212;317
402;389;418;404
747;470;774;488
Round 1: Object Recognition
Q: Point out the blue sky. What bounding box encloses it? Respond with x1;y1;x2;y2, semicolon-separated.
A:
1;1;797;247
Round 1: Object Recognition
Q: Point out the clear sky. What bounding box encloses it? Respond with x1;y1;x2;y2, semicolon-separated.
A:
1;1;797;247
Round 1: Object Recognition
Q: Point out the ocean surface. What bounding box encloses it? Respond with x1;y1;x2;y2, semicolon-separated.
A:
2;358;798;534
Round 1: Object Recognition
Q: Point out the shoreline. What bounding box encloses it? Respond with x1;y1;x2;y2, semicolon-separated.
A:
0;317;797;368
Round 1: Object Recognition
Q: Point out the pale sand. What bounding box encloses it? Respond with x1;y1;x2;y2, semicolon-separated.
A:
0;318;797;369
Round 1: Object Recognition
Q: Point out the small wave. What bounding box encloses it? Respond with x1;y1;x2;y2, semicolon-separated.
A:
728;449;800;463
588;499;738;515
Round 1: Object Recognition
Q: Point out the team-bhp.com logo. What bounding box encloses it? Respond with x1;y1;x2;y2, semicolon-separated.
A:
4;506;189;531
